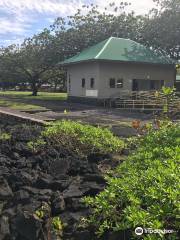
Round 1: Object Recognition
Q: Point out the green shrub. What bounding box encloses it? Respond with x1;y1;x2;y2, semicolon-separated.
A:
27;138;46;153
0;132;11;141
84;122;180;239
42;120;124;155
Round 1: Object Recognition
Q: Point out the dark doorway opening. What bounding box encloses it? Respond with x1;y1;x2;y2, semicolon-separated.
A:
132;79;139;91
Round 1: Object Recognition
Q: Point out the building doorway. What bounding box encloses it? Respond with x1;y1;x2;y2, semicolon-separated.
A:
132;79;164;91
132;79;139;91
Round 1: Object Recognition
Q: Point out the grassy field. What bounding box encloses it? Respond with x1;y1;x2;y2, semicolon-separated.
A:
0;99;47;111
0;91;67;101
0;91;67;110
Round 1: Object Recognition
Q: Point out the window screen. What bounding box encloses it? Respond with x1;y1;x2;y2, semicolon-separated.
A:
90;78;95;88
68;75;71;92
109;78;115;88
82;78;85;88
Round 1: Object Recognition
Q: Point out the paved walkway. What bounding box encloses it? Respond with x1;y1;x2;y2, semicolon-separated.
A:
0;104;153;125
0;107;54;125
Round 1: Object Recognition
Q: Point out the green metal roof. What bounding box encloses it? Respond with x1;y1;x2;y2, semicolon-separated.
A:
176;75;180;81
60;37;174;65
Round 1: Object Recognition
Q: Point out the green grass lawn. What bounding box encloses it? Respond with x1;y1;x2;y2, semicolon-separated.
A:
0;91;67;111
0;99;47;111
0;91;67;101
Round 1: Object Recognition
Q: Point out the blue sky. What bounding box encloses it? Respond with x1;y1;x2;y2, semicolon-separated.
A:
0;0;155;46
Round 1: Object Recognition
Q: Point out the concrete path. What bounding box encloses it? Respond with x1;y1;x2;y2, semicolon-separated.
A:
0;107;54;125
0;104;153;125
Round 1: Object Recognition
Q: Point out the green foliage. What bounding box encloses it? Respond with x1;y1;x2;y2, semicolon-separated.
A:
35;204;64;238
34;202;50;220
162;86;175;96
84;122;180;239
52;216;63;232
42;120;124;155
35;209;45;219
0;29;61;95
27;138;46;153
141;0;180;60
0;132;11;141
161;87;176;115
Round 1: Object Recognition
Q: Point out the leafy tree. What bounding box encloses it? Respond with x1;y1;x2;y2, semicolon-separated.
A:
141;0;180;61
0;45;25;90
41;67;66;92
51;3;144;60
153;0;180;10
0;29;62;95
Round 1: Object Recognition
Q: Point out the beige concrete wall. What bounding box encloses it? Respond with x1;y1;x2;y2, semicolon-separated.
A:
98;62;175;98
67;62;100;97
66;61;175;99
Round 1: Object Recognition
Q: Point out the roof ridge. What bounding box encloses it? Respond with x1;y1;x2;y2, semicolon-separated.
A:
94;37;113;59
111;36;130;41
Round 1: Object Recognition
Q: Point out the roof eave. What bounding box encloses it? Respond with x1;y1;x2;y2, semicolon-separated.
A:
59;58;175;67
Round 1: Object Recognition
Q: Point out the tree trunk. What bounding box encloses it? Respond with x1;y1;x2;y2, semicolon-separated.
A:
31;80;38;96
54;80;58;92
32;88;38;96
62;77;67;92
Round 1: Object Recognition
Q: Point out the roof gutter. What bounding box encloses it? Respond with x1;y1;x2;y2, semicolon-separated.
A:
59;59;175;67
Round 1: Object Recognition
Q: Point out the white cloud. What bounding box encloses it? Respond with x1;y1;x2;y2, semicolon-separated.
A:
46;17;56;23
0;0;155;17
95;0;155;15
0;0;84;15
0;17;30;34
0;37;24;47
0;0;156;46
0;0;86;37
128;0;156;14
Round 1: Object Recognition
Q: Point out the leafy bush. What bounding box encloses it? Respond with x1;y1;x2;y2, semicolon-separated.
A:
27;138;46;153
0;131;11;141
84;122;180;239
42;120;124;155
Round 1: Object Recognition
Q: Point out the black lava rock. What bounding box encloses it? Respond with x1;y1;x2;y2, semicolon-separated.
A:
0;178;13;201
0;121;117;240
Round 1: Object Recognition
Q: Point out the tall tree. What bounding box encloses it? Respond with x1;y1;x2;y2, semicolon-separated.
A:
51;3;143;60
0;45;27;90
0;29;61;95
141;0;180;61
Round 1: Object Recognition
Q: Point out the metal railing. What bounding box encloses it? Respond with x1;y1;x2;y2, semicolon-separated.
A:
106;90;180;112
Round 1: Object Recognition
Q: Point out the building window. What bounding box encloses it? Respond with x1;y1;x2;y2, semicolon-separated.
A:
82;78;85;88
109;78;115;88
90;78;95;88
117;78;123;88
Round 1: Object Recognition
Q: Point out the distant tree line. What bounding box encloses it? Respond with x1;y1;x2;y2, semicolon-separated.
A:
0;0;179;95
